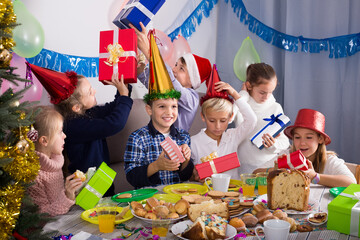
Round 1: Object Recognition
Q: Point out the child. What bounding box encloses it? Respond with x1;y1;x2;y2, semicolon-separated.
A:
191;65;257;181
124;31;194;188
255;109;356;187
132;22;212;131
28;106;83;216
28;63;133;196
233;63;290;174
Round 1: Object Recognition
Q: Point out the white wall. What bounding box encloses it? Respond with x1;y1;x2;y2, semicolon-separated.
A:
22;0;218;104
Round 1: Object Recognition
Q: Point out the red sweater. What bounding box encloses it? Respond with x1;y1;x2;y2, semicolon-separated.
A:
28;151;74;216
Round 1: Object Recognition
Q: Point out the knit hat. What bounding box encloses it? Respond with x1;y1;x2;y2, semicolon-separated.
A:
26;62;78;104
143;30;181;104
200;64;233;106
284;108;331;145
182;53;211;90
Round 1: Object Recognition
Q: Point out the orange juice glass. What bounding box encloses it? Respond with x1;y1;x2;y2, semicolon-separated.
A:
152;219;170;237
97;203;117;233
240;173;256;198
256;172;268;195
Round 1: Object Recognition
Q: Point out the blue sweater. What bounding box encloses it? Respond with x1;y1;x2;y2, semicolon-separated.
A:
64;90;133;173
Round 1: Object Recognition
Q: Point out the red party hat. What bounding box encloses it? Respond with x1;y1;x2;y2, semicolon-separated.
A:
200;64;233;106
26;62;78;104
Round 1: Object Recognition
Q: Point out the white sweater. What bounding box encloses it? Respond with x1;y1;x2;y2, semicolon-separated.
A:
233;90;290;174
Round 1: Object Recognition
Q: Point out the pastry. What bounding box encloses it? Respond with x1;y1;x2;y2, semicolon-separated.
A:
167;212;180;219
194;196;212;204
225;191;240;197
229;217;246;232
134;208;147;218
175;199;190;215
256;209;274;224
285;217;297;232
272;209;288;220
241;213;258;227
130;201;143;210
154;205;169;218
74;170;86;182
144;212;157;220
207;190;225;199
308;212;327;223
187;200;229;222
116;193;132;199
297;224;313;232
145;197;159;211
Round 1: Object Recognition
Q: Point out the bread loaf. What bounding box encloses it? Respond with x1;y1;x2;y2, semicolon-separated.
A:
267;169;310;211
188;200;229;222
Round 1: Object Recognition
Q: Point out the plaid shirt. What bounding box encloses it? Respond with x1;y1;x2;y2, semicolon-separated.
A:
124;121;193;188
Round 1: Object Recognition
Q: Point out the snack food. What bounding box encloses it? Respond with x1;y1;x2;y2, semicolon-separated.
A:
74;170;86;182
116;193;132;199
272;209;288;220
175;199;190;215
256;209;275;224
229;217;245;232
308;212;327;223
188;200;229;222
207;190;225;199
171;188;198;195
241;213;258;227
285;217;297;232
297;224;313;232
267;169;310;211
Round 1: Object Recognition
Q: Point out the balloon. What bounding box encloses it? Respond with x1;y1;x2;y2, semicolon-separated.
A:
167;35;191;68
233;37;261;82
1;53;43;102
12;0;45;58
155;29;174;62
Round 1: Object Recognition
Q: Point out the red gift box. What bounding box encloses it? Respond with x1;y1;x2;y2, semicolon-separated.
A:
160;137;185;163
195;152;240;179
99;28;137;84
277;150;308;171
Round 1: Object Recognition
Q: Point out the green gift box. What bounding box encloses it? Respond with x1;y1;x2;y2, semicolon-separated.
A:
76;162;116;210
328;183;360;236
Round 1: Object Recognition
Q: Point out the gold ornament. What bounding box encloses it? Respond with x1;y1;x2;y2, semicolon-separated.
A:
0;48;12;62
9;100;20;108
15;136;30;154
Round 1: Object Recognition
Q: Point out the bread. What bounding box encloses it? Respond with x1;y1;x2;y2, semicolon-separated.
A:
256;209;274;224
267;169;310;211
154;205;169;218
187;200;229;222
241;213;258;227
145;197;159;211
130;201;143;210
144;212;157;220
134;208;147;217
175;199;190;215
116;193;132;199
74;170;86;182
229;217;246;232
167;212;180;219
273;209;288;220
182;213;227;240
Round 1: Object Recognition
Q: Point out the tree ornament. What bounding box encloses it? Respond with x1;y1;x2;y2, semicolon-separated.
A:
9;100;20;108
27;125;38;142
0;48;12;62
15;135;30;154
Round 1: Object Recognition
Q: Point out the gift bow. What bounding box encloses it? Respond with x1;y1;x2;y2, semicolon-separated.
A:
339;191;360;236
251;113;285;142
104;43;126;66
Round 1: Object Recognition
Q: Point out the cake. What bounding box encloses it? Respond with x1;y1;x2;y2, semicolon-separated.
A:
182;212;228;240
74;170;86;181
187;200;229;222
267;169;310;211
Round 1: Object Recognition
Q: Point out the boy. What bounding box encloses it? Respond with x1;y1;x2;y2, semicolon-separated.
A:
191;65;257;181
124;31;194;188
132;22;211;131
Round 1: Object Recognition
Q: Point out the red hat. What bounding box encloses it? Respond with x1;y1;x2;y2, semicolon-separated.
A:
26;62;78;104
200;64;233;106
284;108;331;145
182;53;211;90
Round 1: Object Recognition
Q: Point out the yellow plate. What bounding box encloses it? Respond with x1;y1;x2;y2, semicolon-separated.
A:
203;179;242;192
81;206;134;225
163;183;208;195
138;193;181;204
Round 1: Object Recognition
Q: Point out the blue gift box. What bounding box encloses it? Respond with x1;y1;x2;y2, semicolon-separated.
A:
250;113;291;149
113;0;165;31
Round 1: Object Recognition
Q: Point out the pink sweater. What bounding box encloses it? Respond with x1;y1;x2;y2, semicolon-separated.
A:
28;151;74;216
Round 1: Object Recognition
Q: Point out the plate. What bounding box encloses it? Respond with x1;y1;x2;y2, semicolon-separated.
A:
307;212;328;226
138;194;181;204
230;207;251;218
163;183;208;195
254;194;317;215
112;188;158;203
81;207;133;224
329;187;346;198
204;179;242;192
171;220;237;240
131;208;186;224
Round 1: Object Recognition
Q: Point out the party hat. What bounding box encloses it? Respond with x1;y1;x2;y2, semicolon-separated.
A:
200;64;233;106
26;62;78;104
143;30;181;103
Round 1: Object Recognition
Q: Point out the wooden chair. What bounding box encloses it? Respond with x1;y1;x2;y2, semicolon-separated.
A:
345;162;360;184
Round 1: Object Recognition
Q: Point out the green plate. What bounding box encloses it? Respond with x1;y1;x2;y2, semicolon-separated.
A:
329;187;346;198
163;183;208;195
138;193;181;204
112;188;158;203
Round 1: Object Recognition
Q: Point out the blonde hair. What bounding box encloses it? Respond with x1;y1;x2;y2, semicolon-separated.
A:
33;106;63;141
201;98;233;117
55;75;87;119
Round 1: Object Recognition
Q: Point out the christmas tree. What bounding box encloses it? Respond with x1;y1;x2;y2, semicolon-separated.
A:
0;1;55;239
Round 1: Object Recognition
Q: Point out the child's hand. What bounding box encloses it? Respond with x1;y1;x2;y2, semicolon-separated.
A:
104;73;129;96
303;159;317;180
137;52;146;75
214;82;241;100
180;144;191;161
262;133;276;148
191;168;204;183
130;22;150;60
65;173;83;200
155;151;180;171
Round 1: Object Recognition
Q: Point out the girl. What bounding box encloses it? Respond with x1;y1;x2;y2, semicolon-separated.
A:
29;62;133;196
28;106;83;216
191;66;256;181
255;108;356;187
233;63;290;174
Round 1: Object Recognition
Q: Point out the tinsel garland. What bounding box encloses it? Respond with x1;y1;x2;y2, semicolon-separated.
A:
143;89;181;104
0;0;16;68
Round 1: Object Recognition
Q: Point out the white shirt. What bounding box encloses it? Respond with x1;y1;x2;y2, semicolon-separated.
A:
233;90;290;174
191;98;257;180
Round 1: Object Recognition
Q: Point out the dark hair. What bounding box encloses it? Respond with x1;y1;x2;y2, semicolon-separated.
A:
179;57;186;66
246;63;276;86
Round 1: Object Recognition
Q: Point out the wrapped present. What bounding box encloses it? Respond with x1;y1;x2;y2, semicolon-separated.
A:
160;136;185;163
113;0;165;31
277;150;308;171
99;28;137;84
250;113;291;149
195;152;240;179
76;162;116;210
328;184;360;237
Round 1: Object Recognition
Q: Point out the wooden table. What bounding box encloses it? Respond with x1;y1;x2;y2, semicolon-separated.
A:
43;182;360;240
